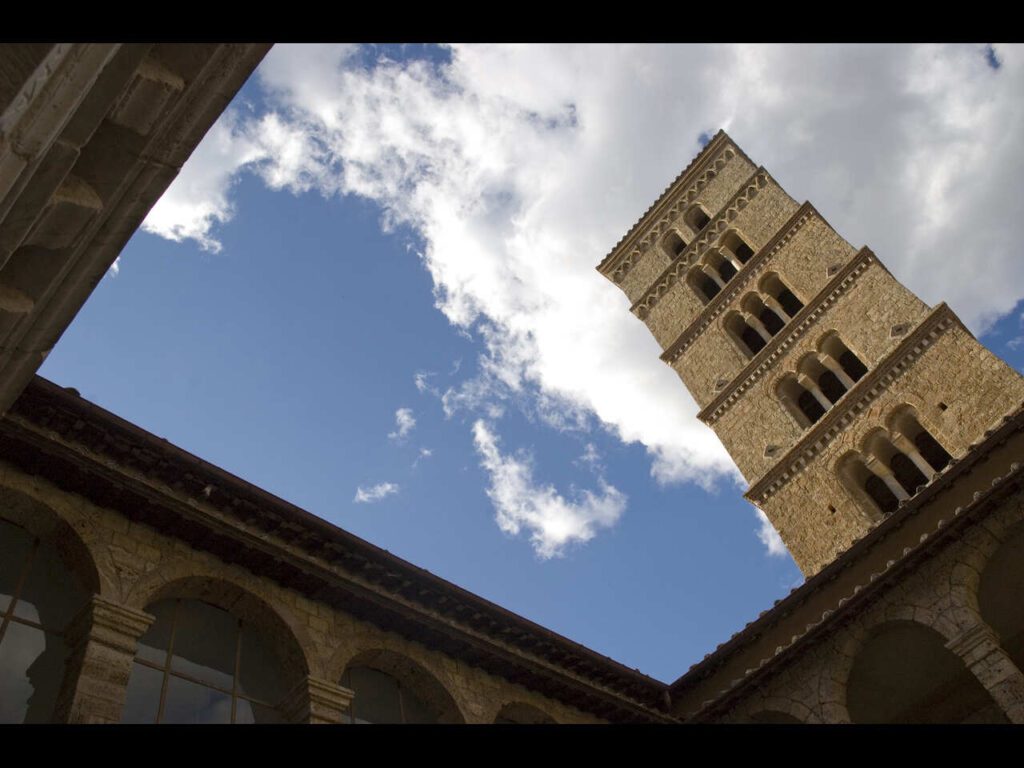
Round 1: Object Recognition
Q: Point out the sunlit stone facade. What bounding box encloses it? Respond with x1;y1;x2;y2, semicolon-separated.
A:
2;46;1023;724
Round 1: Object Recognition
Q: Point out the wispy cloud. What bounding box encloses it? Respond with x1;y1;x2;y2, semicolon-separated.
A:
143;44;1024;553
388;407;416;441
353;482;400;503
755;510;789;558
472;420;626;558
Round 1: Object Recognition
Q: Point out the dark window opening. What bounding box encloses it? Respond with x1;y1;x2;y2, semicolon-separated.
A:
865;475;899;515
777;288;803;318
818;370;848;404
741;325;766;357
717;260;737;283
890;452;929;496
797;390;826;424
914;430;952;473
734;241;755;263
839;350;868;382
698;275;720;302
759;306;785;336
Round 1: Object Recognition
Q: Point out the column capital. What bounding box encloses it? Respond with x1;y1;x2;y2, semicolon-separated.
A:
945;622;1001;664
64;595;154;654
280;676;355;724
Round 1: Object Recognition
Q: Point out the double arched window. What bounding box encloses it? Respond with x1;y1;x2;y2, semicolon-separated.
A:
724;275;805;359
686;231;757;306
777;333;867;426
838;409;953;517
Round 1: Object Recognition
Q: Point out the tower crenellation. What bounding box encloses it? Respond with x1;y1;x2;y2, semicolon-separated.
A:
598;131;1024;577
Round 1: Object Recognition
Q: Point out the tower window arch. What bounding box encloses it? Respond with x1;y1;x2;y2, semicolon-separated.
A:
720;230;755;264
661;230;688;260
760;272;804;318
889;407;953;474
684;205;711;234
687;265;722;304
725;311;768;358
820;333;868;384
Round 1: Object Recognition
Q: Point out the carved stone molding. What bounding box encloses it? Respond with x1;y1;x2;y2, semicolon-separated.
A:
280;676;355;724
632;168;770;317
661;202;818;364
598;135;738;283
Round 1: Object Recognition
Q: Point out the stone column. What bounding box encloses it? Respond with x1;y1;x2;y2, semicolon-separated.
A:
798;375;833;412
52;595;154;723
819;354;856;390
745;313;773;343
865;459;910;501
280;676;355;724
763;295;792;322
946;622;1024;724
891;433;937;480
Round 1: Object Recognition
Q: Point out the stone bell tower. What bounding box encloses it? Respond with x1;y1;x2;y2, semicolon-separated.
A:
597;131;1024;576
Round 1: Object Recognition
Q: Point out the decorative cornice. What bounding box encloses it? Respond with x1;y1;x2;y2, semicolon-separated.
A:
698;247;876;424
745;302;961;504
598;133;744;283
660;203;818;365
631;168;774;318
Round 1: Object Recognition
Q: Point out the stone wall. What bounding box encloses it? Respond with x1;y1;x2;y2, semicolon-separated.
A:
0;459;605;724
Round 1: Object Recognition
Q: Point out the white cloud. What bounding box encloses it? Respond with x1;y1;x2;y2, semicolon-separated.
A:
755;510;789;559
353;482;400;503
472;419;626;558
143;44;1024;526
388;407;416;440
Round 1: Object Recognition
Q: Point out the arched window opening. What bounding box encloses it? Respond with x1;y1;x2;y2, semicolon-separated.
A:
342;665;437;724
725;313;765;359
121;598;289;724
662;230;687;259
798;389;826;425
840;453;900;518
913;430;952;473
864;474;900;515
778;375;824;429
721;231;755;264
685;205;711;234
0;518;89;724
716;259;738;283
741;326;766;356
758;304;785;336
890;452;929;496
817;369;848;404
821;333;868;383
761;273;804;318
688;267;721;304
890;408;952;474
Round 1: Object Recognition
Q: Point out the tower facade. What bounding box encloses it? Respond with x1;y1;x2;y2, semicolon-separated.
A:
598;131;1024;576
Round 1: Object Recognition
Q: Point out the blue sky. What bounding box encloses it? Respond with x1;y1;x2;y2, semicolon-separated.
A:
39;44;1024;683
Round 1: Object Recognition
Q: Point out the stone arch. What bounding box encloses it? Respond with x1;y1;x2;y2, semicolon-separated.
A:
844;618;1007;723
683;203;711;234
978;519;1024;673
335;647;465;724
128;570;314;681
494;701;557;724
0;483;101;599
660;228;688;260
